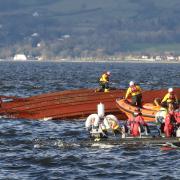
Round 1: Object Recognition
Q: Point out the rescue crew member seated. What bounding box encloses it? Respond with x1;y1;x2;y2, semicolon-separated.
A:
125;81;142;107
161;88;178;109
127;108;149;137
99;71;111;92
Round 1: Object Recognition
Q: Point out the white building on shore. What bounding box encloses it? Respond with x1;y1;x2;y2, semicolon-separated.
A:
13;54;27;61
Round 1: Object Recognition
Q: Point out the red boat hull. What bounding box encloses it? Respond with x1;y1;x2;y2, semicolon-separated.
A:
0;89;127;120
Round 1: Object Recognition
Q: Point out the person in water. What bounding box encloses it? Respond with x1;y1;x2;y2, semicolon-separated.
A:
161;88;178;109
98;71;111;92
125;81;142;107
127;108;149;137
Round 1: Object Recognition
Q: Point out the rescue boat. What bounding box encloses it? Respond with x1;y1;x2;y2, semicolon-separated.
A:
116;88;180;122
116;98;160;122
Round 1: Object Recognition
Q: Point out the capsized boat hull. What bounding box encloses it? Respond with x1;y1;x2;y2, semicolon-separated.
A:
1;88;179;121
0;88;127;120
116;88;180;122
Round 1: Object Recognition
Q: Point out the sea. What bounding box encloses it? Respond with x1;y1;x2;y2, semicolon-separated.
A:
0;61;180;180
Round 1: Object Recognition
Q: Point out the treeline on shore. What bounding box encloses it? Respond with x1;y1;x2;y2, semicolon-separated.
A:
1;0;180;60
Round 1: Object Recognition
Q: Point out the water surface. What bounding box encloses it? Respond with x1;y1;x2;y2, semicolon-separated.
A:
0;61;180;179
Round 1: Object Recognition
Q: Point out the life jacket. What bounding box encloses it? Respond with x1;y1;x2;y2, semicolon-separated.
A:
130;85;141;96
103;115;120;130
168;93;176;103
109;119;119;130
164;113;175;137
130;122;140;136
128;115;147;137
100;73;109;83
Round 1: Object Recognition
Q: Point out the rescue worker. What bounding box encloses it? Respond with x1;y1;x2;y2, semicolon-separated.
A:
164;109;177;137
85;114;108;139
155;105;167;135
161;88;178;108
175;105;180;137
85;114;122;140
175;104;180;124
125;81;142;107
99;71;111;92
127;109;149;137
103;115;122;136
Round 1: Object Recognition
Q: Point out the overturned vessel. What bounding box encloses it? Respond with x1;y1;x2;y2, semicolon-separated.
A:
0;88;126;120
0;88;179;121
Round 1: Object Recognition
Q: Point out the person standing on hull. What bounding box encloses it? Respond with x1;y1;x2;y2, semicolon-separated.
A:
98;71;111;92
125;81;142;107
161;88;179;109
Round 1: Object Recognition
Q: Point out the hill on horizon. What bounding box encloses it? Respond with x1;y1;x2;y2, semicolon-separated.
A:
1;0;180;59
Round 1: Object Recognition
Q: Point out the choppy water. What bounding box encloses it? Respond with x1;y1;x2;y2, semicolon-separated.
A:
0;61;180;180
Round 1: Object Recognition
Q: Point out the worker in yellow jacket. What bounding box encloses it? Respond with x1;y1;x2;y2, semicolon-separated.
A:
99;71;111;92
125;81;142;107
161;88;178;108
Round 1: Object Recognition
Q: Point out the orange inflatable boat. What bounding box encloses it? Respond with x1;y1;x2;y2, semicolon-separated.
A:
116;98;160;122
116;88;180;122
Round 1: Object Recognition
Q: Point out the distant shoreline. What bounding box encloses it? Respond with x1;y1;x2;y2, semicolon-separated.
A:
0;59;180;64
58;60;180;64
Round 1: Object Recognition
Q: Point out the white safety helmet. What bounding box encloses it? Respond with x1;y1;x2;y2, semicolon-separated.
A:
129;81;135;86
168;88;173;93
106;71;111;76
